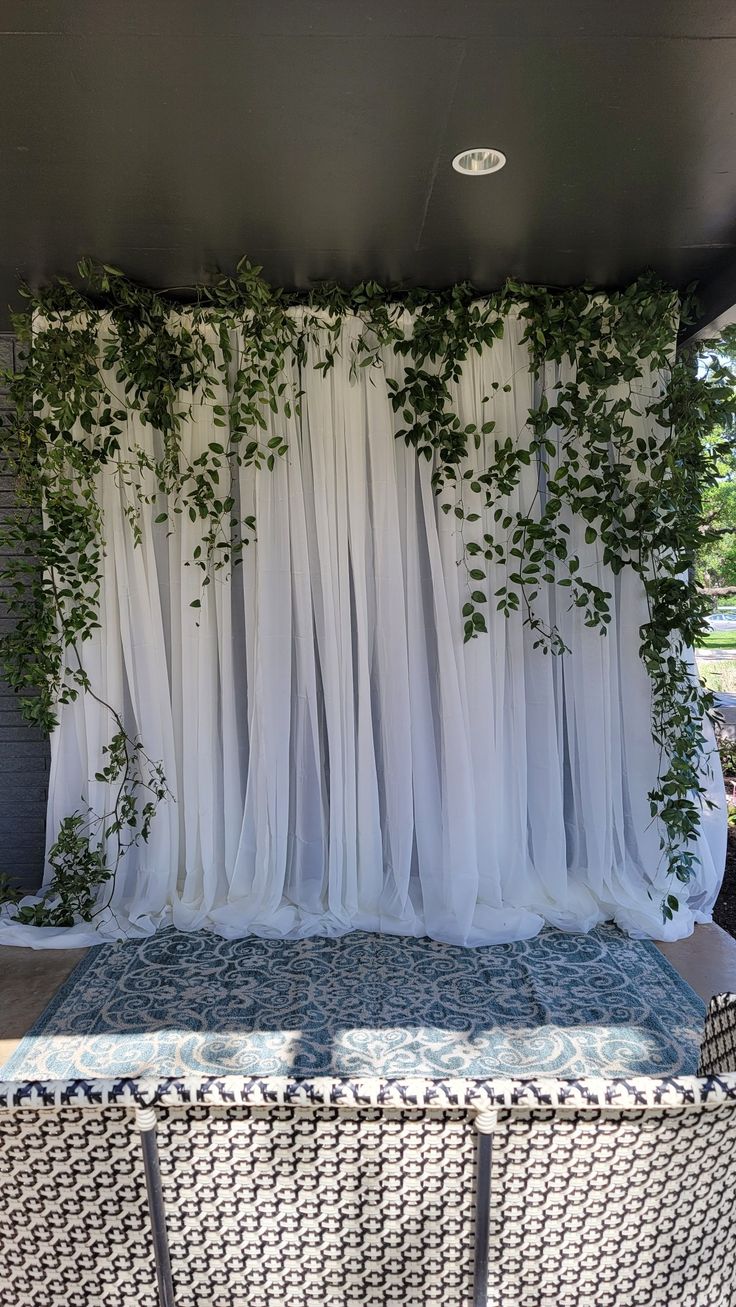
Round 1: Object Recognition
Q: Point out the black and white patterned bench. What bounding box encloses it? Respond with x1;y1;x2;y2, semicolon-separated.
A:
1;993;736;1307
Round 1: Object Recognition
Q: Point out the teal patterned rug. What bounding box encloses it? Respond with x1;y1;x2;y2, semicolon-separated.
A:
1;925;705;1079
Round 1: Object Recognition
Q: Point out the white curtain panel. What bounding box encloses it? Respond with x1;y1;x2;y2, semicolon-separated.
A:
2;309;725;946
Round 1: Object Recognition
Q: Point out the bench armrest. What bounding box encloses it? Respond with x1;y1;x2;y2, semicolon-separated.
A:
699;993;736;1074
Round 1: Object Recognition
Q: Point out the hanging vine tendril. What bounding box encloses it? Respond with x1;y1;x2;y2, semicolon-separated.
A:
1;259;734;928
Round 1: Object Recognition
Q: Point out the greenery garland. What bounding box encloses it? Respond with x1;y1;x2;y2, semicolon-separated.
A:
1;258;734;928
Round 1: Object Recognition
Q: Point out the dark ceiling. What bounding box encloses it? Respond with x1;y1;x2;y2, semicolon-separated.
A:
2;1;736;329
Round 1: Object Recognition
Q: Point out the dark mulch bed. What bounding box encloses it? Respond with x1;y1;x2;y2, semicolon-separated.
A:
714;825;736;940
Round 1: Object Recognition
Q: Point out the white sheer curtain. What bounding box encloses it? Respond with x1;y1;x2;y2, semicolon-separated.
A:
1;308;725;946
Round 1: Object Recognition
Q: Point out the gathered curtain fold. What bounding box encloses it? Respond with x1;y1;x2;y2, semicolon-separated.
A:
3;307;725;948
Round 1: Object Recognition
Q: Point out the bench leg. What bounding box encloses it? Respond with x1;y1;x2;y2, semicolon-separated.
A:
473;1110;497;1307
136;1106;176;1307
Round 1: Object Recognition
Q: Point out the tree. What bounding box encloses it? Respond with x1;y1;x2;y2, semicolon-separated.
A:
696;332;736;592
697;479;736;588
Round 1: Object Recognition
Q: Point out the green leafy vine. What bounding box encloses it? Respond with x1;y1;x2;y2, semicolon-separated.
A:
1;259;733;927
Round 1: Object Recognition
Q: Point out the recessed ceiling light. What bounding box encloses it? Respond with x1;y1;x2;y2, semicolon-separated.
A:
452;147;506;176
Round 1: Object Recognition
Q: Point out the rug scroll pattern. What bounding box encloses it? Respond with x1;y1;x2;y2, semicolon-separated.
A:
1;925;705;1079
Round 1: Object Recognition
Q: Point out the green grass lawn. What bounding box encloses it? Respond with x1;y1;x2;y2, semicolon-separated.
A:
698;659;736;693
697;630;736;650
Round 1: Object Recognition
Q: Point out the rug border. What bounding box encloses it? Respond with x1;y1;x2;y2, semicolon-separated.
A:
0;929;706;1080
638;938;705;1013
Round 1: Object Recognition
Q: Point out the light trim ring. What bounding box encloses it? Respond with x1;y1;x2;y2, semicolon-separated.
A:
451;147;506;176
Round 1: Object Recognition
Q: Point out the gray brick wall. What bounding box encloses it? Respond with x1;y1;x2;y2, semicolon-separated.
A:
0;334;49;893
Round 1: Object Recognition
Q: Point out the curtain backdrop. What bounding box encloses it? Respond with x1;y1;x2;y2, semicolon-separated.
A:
1;308;726;946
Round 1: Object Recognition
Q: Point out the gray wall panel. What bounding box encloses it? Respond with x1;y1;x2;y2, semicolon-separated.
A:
0;334;48;893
